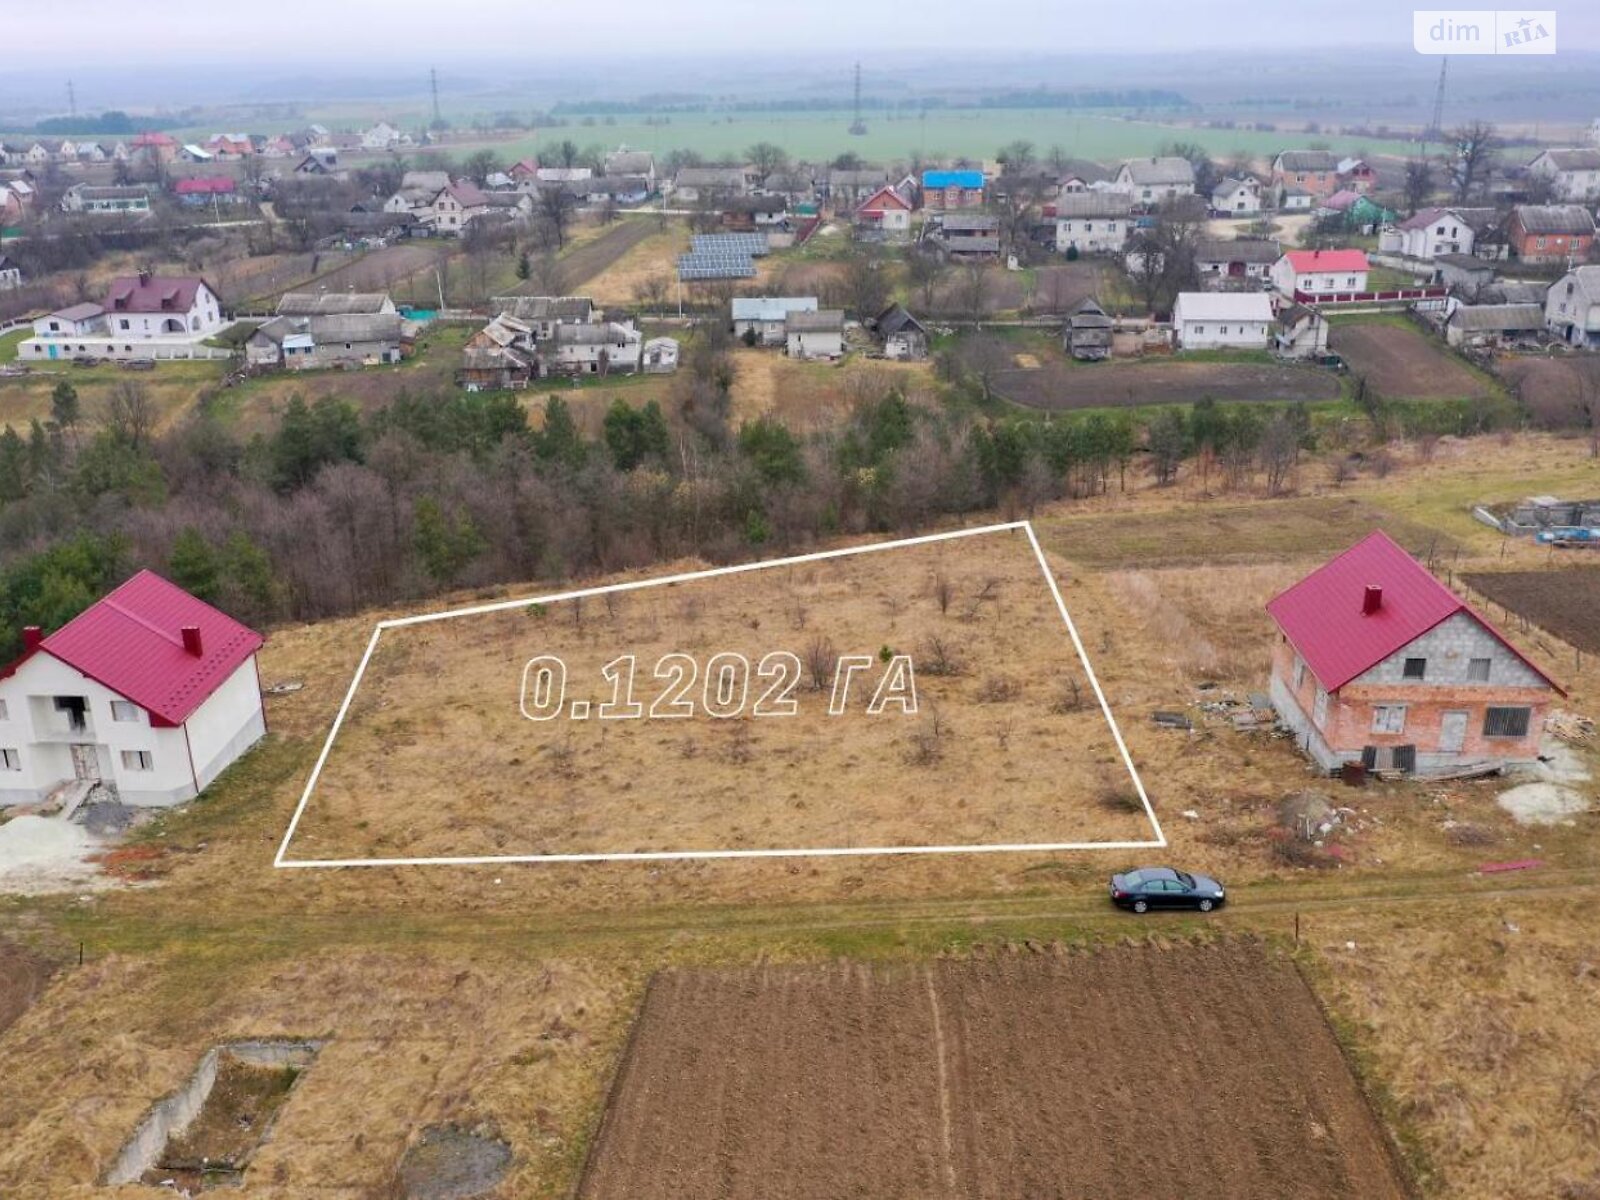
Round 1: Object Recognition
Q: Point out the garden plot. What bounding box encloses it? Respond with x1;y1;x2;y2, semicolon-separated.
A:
577;940;1413;1200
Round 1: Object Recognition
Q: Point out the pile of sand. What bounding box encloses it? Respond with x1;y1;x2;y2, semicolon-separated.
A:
0;815;103;894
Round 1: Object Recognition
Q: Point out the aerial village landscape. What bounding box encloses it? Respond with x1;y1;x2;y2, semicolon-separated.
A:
0;4;1599;1197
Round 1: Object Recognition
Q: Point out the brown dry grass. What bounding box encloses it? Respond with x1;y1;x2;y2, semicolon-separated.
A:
287;529;1154;862
728;349;934;430
582;223;690;307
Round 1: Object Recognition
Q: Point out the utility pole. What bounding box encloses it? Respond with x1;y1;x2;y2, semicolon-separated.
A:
849;62;867;137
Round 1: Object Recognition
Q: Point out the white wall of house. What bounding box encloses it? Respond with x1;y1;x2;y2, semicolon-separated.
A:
1546;270;1600;347
186;657;267;791
1394;215;1477;260
1054;218;1127;254
1270;261;1369;296
786;329;843;359
1175;317;1270;350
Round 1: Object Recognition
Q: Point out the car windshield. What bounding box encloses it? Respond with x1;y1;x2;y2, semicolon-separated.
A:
1176;871;1196;889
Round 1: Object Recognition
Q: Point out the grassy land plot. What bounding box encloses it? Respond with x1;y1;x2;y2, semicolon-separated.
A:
727;349;935;430
282;527;1158;863
991;357;1341;411
578;941;1413;1200
582;222;691;306
1460;568;1600;654
1038;496;1460;569
1330;319;1500;401
0;359;228;434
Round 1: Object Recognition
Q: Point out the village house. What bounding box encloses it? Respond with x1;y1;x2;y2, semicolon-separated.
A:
1051;193;1133;255
246;312;410;370
732;296;818;346
1267;531;1561;777
870;303;928;360
1270;150;1340;202
361;122;406;151
0;182;29;225
174;177;241;206
277;291;396;317
1066;298;1114;361
205;133;253;160
490;295;595;341
1112;156;1195;205
547;321;643;375
0;254;21;291
1210;175;1261;215
854;184;913;241
1380;207;1486;260
1442;303;1544;349
603;149;656;190
721;194;790;231
671;166;755;203
429;181;488;235
824;167;891;208
1432;254;1498;296
1526;149;1600;201
1337;157;1377;193
926;212;1000;259
642;337;679;373
458;315;537;391
1270;248;1370;299
1194;237;1279;286
1508;204;1596;264
920;169;985;211
785;309;845;360
1272;303;1329;358
1172;291;1273;350
22;272;225;361
60;183;150;215
0;572;266;808
1545;263;1600;347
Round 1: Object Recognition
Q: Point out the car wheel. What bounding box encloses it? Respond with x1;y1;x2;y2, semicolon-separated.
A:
1199;898;1214;912
1132;899;1149;914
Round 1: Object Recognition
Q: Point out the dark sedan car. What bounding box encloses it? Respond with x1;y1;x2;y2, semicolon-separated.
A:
1109;867;1226;914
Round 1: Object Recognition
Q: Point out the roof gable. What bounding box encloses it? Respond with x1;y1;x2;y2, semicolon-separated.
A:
1266;531;1561;694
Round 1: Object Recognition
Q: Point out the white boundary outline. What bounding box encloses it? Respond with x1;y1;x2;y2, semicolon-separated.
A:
273;520;1166;868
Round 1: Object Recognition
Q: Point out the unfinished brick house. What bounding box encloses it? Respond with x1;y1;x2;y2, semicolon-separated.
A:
1267;531;1561;776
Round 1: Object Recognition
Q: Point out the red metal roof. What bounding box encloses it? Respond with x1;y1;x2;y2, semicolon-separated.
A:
857;185;911;213
1282;248;1369;274
38;570;263;726
1265;531;1561;694
175;176;236;195
105;274;213;314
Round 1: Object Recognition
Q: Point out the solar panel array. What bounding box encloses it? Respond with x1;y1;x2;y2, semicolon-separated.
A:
677;232;770;281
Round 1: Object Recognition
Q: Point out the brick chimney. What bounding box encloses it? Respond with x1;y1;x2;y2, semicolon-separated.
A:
181;625;203;656
22;625;42;650
1362;585;1383;615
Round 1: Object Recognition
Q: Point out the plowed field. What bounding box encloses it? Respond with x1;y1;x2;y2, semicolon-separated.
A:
578;940;1413;1200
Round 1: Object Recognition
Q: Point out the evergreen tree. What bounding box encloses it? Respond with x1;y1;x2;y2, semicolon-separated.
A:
168;528;220;601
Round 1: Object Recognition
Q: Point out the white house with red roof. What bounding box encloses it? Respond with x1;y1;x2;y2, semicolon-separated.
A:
1267;532;1561;777
854;184;912;240
0;572;266;807
1269;248;1369;299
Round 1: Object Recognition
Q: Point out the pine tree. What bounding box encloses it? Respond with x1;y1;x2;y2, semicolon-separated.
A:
168;528;220;601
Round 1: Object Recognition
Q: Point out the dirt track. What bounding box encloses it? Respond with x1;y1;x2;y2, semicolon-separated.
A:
0;941;52;1038
578;941;1412;1200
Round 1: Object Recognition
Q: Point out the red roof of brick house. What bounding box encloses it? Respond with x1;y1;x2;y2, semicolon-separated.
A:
4;571;263;726
1266;531;1561;694
174;177;237;195
856;185;912;214
104;273;215;313
1281;248;1369;274
131;132;178;148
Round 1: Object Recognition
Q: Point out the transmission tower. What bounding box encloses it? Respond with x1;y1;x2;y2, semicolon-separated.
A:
67;79;77;120
849;62;867;136
1422;57;1448;153
430;67;442;127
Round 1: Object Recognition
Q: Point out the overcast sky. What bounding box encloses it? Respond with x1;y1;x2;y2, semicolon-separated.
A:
10;0;1595;62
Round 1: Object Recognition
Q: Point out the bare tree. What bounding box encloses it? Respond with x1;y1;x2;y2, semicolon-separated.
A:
1451;120;1498;204
103;380;156;449
1402;157;1435;215
960;263;990;324
538;186;580;249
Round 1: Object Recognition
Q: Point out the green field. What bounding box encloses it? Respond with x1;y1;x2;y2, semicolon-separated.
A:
2;108;1385;170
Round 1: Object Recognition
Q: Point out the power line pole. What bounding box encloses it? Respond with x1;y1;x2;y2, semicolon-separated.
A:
849;62;867;137
430;67;442;128
1421;56;1447;156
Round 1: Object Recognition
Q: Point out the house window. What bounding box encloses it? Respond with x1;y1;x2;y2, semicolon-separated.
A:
1467;657;1492;682
1372;704;1407;734
1194;325;1205;335
0;749;18;770
1402;657;1427;680
120;750;153;771
1483;707;1531;738
111;700;140;723
1313;686;1329;727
